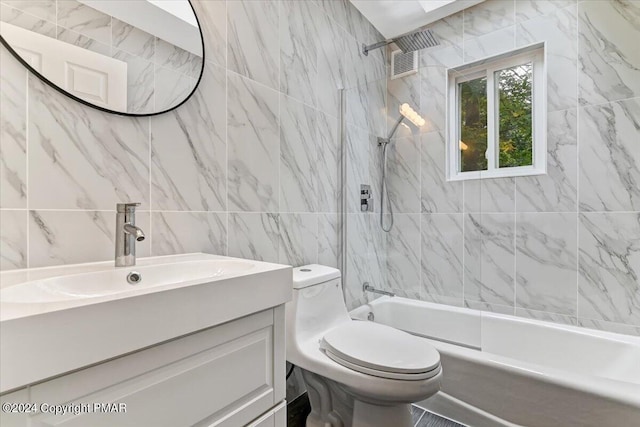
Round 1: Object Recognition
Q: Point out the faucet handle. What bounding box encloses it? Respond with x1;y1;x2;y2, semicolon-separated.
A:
117;202;141;213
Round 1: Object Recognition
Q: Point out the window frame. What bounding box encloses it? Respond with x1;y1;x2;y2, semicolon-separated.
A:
446;43;547;181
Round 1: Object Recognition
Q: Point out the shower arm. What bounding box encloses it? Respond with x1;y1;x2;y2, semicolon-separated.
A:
379;115;406;145
362;40;393;56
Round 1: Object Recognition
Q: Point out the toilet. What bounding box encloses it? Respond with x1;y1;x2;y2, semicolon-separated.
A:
286;265;442;427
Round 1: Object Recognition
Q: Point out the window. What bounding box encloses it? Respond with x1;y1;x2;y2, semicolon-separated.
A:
446;44;546;181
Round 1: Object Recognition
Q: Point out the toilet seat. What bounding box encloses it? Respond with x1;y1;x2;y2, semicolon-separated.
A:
321;321;441;381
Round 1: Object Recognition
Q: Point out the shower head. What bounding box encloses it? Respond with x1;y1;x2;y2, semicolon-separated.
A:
379;103;425;145
362;28;440;56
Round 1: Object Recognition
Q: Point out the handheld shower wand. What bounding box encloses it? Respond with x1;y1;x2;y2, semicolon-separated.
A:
378;104;425;232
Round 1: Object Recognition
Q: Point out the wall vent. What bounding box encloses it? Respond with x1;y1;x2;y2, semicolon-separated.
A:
391;49;418;80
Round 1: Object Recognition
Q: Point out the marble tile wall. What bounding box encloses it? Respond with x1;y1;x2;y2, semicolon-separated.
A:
0;0;385;283
0;0;203;113
379;0;640;336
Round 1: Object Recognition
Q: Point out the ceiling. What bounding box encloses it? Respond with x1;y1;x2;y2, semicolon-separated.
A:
350;0;485;39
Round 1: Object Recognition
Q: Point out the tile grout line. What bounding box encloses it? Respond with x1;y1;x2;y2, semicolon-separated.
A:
575;0;580;322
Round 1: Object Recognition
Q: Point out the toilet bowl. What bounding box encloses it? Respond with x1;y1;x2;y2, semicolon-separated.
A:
286;265;442;427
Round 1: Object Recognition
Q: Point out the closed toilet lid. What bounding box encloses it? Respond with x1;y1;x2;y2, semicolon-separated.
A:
321;321;440;377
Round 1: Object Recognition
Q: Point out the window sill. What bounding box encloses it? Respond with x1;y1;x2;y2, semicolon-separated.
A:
447;166;546;182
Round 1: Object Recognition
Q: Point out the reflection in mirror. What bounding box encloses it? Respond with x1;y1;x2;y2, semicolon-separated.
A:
0;0;204;116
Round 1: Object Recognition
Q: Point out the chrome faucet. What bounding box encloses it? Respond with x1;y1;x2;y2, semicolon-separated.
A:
115;203;145;267
362;282;395;297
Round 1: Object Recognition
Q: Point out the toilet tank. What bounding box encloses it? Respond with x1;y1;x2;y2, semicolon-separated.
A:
287;265;351;345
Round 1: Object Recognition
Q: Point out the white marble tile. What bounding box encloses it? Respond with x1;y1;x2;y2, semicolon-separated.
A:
463;26;516;63
382;214;421;295
579;98;640;212
28;78;150;210
57;0;111;45
345;124;371;213
421;213;464;300
0;3;56;37
464;213;516;307
345;213;370;305
578;318;640;337
279;0;318;107
316;11;348;118
387;73;420;139
0;210;27;270
515;0;576;22
57;27;111;56
28;210;150;268
318;213;340;268
386;135;420;214
366;78;387;138
421;131;463;213
0;47;27;208
191;0;226;68
419;66;447;133
463;0;515;38
514;308;577;325
465;178;516;213
464;299;514;315
279;95;317;213
112;50;155;114
2;0;55;22
578;213;640;326
578;0;640;106
516;108;578;212
112;18;155;60
228;212;279;263
154;37;202;79
227;0;279;90
516;213;578;315
420;293;464;307
279;213;318;266
227;72;280;212
151;211;226;256
151;62;226;212
316;111;340;213
154;66;196;112
516;5;577;112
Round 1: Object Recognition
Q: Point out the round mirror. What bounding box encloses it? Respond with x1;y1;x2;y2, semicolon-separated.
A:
0;0;204;116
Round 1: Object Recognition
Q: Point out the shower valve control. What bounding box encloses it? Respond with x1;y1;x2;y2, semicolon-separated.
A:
361;184;373;212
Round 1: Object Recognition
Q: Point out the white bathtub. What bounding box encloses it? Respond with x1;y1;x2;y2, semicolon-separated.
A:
350;297;640;427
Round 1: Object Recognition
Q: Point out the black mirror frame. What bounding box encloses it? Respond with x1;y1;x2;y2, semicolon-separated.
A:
0;0;205;117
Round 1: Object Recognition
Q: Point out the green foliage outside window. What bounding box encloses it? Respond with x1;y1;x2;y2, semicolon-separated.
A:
498;64;533;168
459;77;488;172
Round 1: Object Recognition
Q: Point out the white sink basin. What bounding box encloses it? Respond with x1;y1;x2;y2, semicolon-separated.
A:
1;259;255;303
0;253;292;393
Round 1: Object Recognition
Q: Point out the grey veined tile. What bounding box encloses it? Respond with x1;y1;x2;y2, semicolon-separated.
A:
516;108;578;212
516;213;578;316
578;0;640;106
421;213;464;300
579;98;640;212
0;46;27;209
463;0;515;38
227;0;279;90
1;1;56;22
0;210;27;270
28;210;150;268
227;72;280;213
280;95;318;213
228;212;279;264
464;213;516;307
28;78;150;210
57;0;111;45
191;0;225;68
278;213;318;267
579;213;640;327
151;212;226;257
421;132;463;214
151;62;226;212
279;0;318;107
0;3;56;38
112;18;155;60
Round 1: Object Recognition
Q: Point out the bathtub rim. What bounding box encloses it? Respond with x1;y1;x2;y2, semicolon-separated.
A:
350;296;640;409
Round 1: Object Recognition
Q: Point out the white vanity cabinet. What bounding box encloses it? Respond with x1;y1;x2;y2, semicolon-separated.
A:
0;307;287;427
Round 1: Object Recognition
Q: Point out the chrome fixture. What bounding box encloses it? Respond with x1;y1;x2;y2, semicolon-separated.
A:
367;311;375;321
362;28;439;56
115;203;145;267
361;184;373;212
363;282;395;297
378;104;426;232
127;271;142;285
